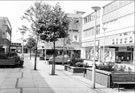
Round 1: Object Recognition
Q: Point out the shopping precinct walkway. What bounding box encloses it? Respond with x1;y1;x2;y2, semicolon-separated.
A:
0;55;135;93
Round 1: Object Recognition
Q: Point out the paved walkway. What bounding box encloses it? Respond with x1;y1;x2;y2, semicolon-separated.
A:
0;55;135;93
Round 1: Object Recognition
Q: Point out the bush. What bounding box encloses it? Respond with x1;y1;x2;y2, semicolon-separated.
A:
96;62;115;71
96;62;132;72
75;62;84;67
0;53;7;59
69;58;84;66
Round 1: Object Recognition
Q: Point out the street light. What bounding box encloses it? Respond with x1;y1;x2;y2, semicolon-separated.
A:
102;28;107;63
91;6;101;89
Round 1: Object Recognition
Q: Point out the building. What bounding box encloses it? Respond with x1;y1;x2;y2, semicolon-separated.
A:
0;17;12;54
10;43;22;53
81;7;101;65
81;1;135;68
38;11;85;58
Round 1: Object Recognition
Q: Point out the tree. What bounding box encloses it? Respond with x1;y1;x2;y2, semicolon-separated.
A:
21;2;51;70
37;3;69;75
21;2;69;74
26;37;36;60
18;25;29;59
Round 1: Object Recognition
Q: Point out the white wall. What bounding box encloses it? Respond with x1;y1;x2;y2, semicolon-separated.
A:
81;48;86;59
102;2;134;23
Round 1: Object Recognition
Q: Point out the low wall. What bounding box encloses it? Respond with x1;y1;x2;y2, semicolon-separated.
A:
0;58;15;66
85;68;112;88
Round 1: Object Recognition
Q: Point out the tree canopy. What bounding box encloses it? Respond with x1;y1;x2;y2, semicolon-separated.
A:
26;37;36;49
37;3;69;42
22;2;69;42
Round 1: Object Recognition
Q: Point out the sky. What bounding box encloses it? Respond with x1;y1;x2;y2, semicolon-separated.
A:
0;0;111;43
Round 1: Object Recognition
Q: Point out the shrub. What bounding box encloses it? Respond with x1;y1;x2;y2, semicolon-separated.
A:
0;53;7;59
75;62;84;67
69;58;84;66
96;62;115;71
96;62;131;72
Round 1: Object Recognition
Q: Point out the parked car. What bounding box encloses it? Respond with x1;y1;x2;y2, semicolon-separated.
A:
48;55;71;64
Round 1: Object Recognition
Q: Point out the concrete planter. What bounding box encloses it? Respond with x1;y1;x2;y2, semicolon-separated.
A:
85;68;135;88
0;58;16;66
64;65;86;73
85;68;112;88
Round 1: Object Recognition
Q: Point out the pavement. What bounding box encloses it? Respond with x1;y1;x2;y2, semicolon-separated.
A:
0;54;135;93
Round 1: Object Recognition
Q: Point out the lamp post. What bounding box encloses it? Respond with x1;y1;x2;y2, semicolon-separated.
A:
91;6;100;89
102;28;107;63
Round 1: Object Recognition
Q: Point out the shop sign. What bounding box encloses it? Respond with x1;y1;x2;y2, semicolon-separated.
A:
118;47;127;51
82;40;99;47
111;32;134;45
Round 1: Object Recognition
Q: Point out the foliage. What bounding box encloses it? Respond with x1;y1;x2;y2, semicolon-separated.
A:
96;62;115;71
69;58;84;67
37;3;69;42
75;62;84;67
21;1;69;73
96;62;132;72
26;37;36;49
18;25;29;34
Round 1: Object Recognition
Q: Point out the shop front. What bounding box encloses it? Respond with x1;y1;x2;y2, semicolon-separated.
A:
81;40;100;66
99;31;135;65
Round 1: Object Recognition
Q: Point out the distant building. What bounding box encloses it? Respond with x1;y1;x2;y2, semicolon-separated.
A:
0;17;12;54
38;11;85;58
10;43;22;53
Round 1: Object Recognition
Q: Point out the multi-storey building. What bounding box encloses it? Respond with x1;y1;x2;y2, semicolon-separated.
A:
81;1;135;67
38;11;85;58
0;17;12;54
81;8;101;65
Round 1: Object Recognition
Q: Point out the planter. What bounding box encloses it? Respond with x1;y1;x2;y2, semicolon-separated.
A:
64;65;86;73
0;58;16;66
85;68;112;88
85;68;135;88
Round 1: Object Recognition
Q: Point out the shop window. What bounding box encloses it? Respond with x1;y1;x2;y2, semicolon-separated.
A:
115;52;133;63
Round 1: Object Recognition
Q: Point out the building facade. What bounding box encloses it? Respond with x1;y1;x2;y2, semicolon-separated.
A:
81;1;135;67
0;17;12;54
38;11;85;58
10;43;22;53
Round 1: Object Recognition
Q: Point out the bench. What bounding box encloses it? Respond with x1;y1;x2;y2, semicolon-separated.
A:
111;73;135;91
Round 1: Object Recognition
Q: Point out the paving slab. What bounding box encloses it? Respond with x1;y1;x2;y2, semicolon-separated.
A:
0;79;17;89
23;88;38;93
1;56;135;93
0;89;20;93
38;88;55;93
6;73;22;78
17;79;35;88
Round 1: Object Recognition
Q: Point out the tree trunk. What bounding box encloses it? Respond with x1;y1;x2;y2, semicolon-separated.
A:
51;40;55;75
62;38;65;65
62;49;64;65
30;48;31;60
34;36;38;70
